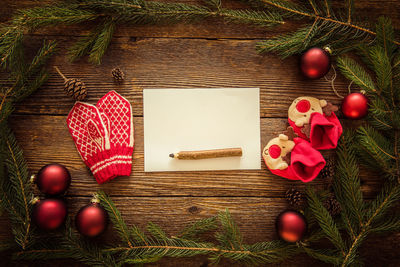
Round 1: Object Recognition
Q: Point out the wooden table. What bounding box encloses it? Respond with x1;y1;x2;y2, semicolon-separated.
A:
1;0;400;266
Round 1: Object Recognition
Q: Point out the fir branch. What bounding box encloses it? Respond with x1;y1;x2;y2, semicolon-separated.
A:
216;209;243;250
255;0;400;45
302;247;342;265
89;20;116;65
333;131;364;235
96;191;133;248
375;16;396;59
370;45;392;95
2;125;34;250
13;5;101;30
357;126;396;163
68;28;102;62
336;56;377;94
178;216;218;241
218;9;284;26
62;224;118;267
306;187;346;254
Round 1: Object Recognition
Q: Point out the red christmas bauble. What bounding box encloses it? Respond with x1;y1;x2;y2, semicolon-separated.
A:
341;92;368;119
75;201;108;237
276;210;307;242
300;47;331;79
33;198;67;230
35;164;71;195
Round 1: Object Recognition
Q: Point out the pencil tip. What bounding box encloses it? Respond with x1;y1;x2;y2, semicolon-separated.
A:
169;153;174;158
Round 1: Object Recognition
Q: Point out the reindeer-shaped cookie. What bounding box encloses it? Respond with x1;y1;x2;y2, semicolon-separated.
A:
263;127;297;170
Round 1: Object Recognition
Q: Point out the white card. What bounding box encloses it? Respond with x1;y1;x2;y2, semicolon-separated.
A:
143;88;261;172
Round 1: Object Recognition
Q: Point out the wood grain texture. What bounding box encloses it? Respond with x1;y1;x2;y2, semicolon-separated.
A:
8;115;382;198
12;35;352;118
1;0;400;266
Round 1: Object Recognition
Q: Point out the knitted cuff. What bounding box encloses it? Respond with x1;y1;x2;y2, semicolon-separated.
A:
112;146;134;177
86;150;118;184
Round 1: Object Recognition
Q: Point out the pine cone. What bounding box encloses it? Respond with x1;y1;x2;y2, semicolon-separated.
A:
285;188;303;206
111;67;125;83
54;66;87;101
319;156;336;179
64;78;87;101
324;195;341;216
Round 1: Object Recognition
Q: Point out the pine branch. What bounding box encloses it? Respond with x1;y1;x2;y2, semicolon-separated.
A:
332;130;364;236
370;45;392;95
302;247;342;265
336;56;377;94
216;209;243;250
178;216;218;241
1;125;34;250
88;19;116;65
96;191;134;248
62;224;118;267
13;5;101;30
306;187;346;254
375;16;396;59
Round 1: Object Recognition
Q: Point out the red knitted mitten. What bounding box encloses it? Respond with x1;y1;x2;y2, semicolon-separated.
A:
67;102;117;184
97;91;134;177
288;96;342;150
262;128;325;182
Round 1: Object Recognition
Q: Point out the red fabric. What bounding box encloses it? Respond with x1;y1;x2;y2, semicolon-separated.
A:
97;91;134;177
265;138;326;183
288;112;342;150
66;102;117;184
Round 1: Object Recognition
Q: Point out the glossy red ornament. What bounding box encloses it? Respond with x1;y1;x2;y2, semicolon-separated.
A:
276;210;307;242
300;47;331;79
75;199;108;237
33;198;67;230
341;92;368;119
34;164;71;195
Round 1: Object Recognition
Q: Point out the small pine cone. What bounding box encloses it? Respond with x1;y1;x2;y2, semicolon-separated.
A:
54;66;87;101
111;67;125;83
64;78;87;101
319;156;336;179
285;188;303;206
324;195;341;216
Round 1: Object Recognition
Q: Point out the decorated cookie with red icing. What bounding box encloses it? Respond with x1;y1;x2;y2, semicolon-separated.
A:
288;96;342;150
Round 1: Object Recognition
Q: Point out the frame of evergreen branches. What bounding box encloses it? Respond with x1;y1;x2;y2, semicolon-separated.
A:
0;1;399;266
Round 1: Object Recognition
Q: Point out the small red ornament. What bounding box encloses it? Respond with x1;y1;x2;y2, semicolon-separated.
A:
33;164;71;195
300;47;331;79
341;92;368;119
75;197;108;237
33;198;67;230
276;210;307;242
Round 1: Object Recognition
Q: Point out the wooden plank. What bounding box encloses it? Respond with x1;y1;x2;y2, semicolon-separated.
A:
11;36;352;117
1;196;399;266
10;114;382;198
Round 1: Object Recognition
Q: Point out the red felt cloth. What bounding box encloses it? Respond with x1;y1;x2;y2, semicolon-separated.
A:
289;112;342;150
265;138;326;183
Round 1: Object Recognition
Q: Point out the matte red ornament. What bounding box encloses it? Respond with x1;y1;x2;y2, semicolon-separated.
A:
33;198;67;230
34;164;71;195
276;210;307;242
341;92;368;119
300;47;331;79
75;199;108;237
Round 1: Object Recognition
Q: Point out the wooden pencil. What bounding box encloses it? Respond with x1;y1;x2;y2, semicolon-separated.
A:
169;148;243;160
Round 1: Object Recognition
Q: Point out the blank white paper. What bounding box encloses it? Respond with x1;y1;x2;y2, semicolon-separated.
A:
143;88;261;172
